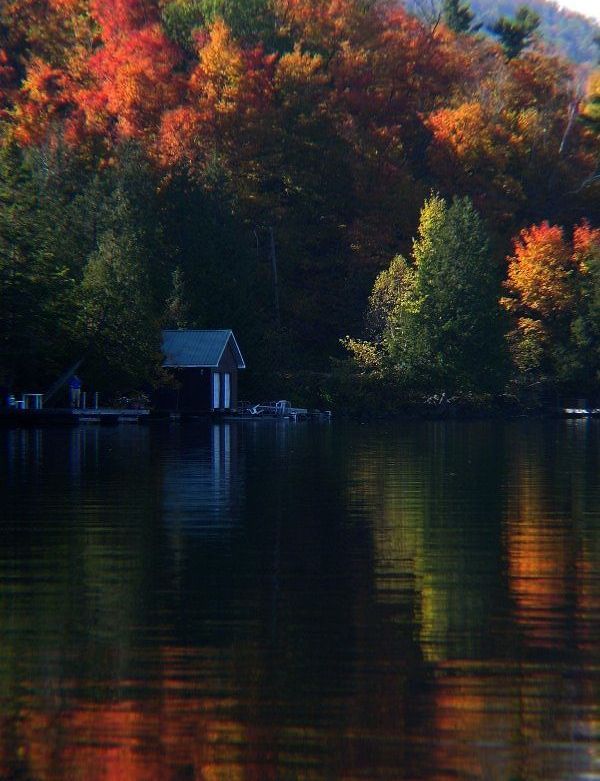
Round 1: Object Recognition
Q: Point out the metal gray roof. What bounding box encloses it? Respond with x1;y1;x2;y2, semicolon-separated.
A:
162;330;245;369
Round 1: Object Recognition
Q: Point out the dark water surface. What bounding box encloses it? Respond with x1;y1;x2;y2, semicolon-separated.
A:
0;421;598;781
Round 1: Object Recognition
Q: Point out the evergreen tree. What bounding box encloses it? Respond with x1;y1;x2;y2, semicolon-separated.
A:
0;144;77;391
386;196;506;393
491;6;540;60
442;0;479;34
161;0;276;50
80;189;161;393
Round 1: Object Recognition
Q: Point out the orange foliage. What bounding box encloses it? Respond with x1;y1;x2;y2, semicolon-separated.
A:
158;19;275;169
90;0;158;40
275;0;380;54
505;52;575;111
13;58;73;144
158;105;206;168
504;222;579;319
0;49;18;115
192;19;275;119
427;102;523;220
81;23;183;140
333;8;452;123
0;0;597;284
573;220;600;266
274;45;326;104
428;102;511;172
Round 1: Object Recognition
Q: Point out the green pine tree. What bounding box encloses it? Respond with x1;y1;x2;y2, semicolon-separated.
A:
491;5;540;60
386;195;506;393
80;188;161;392
0;143;77;391
442;0;480;35
161;0;276;50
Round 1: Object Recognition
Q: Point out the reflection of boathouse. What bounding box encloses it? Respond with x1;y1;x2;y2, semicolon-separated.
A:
160;330;245;412
163;423;242;533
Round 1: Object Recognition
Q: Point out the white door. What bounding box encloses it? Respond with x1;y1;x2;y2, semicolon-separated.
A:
223;373;231;409
212;372;220;409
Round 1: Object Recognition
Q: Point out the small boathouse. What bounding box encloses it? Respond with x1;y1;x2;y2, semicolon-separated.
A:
160;330;245;412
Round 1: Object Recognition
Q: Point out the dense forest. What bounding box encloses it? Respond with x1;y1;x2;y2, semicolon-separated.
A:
0;0;599;409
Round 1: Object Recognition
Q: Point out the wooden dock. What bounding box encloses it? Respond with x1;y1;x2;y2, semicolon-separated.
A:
73;408;150;423
0;408;150;426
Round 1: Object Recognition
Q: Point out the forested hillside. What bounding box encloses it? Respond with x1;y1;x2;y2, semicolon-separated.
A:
0;0;598;407
404;0;600;65
470;0;599;64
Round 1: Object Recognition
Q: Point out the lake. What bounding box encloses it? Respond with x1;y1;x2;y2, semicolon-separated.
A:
0;420;598;780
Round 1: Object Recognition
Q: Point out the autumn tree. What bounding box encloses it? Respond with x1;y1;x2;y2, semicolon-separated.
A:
502;221;600;396
583;71;600;131
0;0;597;403
427;49;597;228
570;223;600;390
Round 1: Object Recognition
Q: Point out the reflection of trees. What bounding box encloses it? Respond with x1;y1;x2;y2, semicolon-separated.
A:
347;422;505;662
0;422;598;781
346;420;599;781
504;421;600;652
421;661;597;781
414;421;600;781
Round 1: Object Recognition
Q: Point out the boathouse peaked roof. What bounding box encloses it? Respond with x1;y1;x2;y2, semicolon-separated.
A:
162;330;245;369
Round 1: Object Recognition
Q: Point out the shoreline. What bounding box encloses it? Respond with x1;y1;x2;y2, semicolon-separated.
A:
0;405;598;427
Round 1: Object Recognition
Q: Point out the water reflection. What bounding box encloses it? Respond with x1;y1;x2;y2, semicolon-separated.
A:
162;423;242;534
0;421;598;780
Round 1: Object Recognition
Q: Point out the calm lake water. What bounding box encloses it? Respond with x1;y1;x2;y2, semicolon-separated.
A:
0;420;598;781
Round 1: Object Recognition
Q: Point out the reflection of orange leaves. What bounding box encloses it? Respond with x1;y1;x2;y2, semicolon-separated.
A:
507;516;570;649
434;675;487;738
0;643;274;781
508;525;568;608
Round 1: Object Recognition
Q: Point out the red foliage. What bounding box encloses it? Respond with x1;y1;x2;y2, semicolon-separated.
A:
504;222;578;319
13;59;73;144
158;20;276;169
90;0;159;40
79;23;183;140
573;220;600;264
